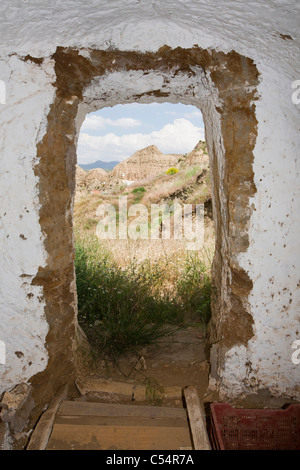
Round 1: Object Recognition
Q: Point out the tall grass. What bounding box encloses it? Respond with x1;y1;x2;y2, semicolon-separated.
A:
176;252;212;325
75;234;212;362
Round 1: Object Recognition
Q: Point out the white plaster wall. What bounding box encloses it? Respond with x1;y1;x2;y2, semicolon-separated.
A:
231;67;300;399
0;56;55;393
0;0;299;398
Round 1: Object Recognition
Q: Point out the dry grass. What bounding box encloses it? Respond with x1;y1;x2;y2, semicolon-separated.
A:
73;161;215;362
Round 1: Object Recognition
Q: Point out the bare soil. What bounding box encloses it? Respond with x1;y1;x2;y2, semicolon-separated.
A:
75;323;210;407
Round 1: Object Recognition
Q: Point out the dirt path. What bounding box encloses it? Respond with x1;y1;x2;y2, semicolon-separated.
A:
75;324;210;407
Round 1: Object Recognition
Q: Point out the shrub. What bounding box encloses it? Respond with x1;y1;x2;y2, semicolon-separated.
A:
132;187;146;194
166;167;179;175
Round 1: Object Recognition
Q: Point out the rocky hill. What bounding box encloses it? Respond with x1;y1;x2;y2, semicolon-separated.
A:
183;141;208;167
110;145;181;181
75;166;108;194
111;141;208;181
74;148;213;239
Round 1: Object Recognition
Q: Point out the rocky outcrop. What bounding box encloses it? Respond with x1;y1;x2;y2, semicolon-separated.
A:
75;165;87;190
75;165;108;192
183;141;209;167
110;142;209;182
84;168;108;190
111;145;182;181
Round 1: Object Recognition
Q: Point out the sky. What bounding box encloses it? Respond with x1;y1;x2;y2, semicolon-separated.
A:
77;102;205;164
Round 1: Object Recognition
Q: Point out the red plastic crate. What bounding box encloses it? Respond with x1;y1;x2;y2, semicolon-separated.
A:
210;403;300;450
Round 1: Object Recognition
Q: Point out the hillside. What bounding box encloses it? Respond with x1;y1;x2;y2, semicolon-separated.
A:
74;141;213;245
110;141;208;181
111;145;181;181
75;140;209;199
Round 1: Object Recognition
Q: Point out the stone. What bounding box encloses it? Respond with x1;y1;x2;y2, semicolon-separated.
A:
75;378;134;402
111;145;182;181
134;356;147;371
0;421;12;450
0;383;34;433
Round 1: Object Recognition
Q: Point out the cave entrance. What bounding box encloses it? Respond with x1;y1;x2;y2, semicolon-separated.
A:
33;46;259;403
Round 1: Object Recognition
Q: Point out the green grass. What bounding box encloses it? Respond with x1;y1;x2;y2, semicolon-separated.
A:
75;234;212;363
176;252;212;325
131;187;146;204
132;187;146;194
184;165;202;179
75;235;185;362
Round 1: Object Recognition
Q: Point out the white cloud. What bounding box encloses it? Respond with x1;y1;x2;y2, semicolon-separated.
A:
77;118;205;164
81;115;142;131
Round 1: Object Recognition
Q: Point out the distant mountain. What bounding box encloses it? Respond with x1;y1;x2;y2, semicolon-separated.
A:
78;160;121;171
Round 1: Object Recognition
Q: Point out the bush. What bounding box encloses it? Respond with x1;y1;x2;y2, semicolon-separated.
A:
131;187;146;203
132;187;146;194
166;167;179;175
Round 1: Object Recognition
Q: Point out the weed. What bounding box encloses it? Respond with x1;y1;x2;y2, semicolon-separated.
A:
131;187;146;203
144;377;165;406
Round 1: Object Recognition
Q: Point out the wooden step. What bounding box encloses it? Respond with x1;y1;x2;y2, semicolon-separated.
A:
57;400;188;419
46;400;193;450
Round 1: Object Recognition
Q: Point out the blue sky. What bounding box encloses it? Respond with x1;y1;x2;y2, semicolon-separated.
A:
77;102;205;164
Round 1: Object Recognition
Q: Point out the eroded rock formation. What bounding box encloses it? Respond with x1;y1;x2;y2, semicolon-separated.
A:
75;165;108;193
110;141;209;181
111;144;180;180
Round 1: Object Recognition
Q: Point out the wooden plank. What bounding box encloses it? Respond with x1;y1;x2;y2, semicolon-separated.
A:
183;386;211;450
47;423;192;450
58;400;188;419
75;378;182;403
26;385;68;450
55;415;188;428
